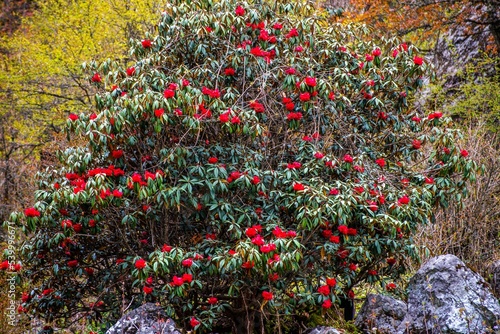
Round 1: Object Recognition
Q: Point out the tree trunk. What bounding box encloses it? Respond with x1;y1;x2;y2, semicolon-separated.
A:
232;309;256;334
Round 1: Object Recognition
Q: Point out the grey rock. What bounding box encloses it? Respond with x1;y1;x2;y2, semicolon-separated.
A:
430;6;495;89
398;254;500;333
305;326;340;334
106;303;181;334
355;294;407;333
488;260;500;298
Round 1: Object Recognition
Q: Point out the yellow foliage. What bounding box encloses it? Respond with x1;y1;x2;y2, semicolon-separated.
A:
0;0;164;146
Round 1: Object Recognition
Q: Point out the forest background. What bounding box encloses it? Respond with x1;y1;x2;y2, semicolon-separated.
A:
0;0;499;332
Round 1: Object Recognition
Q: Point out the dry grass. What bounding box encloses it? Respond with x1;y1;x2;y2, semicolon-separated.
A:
415;122;500;277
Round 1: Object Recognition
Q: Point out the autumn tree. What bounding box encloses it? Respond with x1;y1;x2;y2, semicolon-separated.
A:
335;0;499;54
4;0;478;333
0;0;162;223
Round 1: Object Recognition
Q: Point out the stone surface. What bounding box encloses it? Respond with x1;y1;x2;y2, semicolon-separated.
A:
429;5;496;89
488;260;500;298
305;326;340;334
398;254;500;333
355;293;407;333
106;303;181;334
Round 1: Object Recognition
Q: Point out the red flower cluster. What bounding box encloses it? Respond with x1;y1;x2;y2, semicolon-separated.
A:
24;207;40;217
202;86;221;99
287;112;302;121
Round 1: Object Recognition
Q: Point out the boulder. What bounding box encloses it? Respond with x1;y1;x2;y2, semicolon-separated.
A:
305;326;340;334
398;254;500;333
355;294;407;333
106;303;181;334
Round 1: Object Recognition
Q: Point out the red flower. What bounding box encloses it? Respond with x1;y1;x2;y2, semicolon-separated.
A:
135;258;147;269
262;291;273;300
111;150;123;159
190;317;200;328
368;269;378;275
287;161;302;169
208;296;218;305
460;149;468;157
21;292;30;302
329;235;340;244
143;286;153;294
398;195;410;205
231;116;241;124
182;258;193;267
317;285;330;295
338;225;348;235
235;5;245;16
141;39;152;48
61;219;73;229
251;235;265;246
126;67;136;76
322;299;332;309
69;113;79;121
299;92;311;102
224;67;236;76
392;49;399;57
365;54;374;62
182;273;193;283
285;67;296;75
42;289;54;296
424;177;434;184
89;113;97;120
293;183;305;191
163;89;175;99
305;76;317;87
73;223;82;233
329;188;339;196
387;257;397;265
91;73;101;83
349;263;358;271
272;23;283;30
286;27;299;38
314;152;324;159
67;260;78;267
24;207;40;217
112;189;123;198
219;112;230;123
249;101;265;113
171;276;183;286
0;260;9;270
412;139;421;149
386;282;397;291
343;154;353;163
372;48;381;57
326;278;336;287
154;108;164;117
241;261;254;269
245;227;258;238
413;56;423;65
375;158;385;168
251;175;261;185
208;157;218;164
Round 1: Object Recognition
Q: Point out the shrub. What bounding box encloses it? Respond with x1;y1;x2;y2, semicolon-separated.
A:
4;0;478;332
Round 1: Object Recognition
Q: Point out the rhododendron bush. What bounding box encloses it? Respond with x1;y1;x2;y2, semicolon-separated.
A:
5;0;478;332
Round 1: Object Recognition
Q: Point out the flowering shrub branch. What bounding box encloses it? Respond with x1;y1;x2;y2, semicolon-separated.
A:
4;0;478;332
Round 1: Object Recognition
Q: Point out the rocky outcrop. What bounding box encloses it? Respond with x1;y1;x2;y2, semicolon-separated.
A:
106;303;181;334
355;294;407;333
305;326;340;334
398;254;500;333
